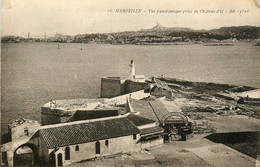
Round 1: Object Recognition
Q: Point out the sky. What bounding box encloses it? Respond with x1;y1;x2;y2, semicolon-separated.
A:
1;0;260;37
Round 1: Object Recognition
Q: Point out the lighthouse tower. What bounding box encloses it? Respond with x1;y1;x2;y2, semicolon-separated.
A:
129;59;136;80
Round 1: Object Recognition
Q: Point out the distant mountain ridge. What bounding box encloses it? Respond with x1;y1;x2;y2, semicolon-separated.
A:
2;25;260;43
140;23;194;32
140;24;259;34
209;26;260;33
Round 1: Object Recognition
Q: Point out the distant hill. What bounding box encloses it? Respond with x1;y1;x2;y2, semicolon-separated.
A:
210;26;260;33
2;25;260;44
140;23;194;32
209;26;260;39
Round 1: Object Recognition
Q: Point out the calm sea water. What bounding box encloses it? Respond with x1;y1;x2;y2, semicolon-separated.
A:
1;42;260;134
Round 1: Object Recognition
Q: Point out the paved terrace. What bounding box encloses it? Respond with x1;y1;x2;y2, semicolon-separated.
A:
42;98;106;110
42;90;150;111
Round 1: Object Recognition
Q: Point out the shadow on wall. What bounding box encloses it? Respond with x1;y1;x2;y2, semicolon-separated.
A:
205;131;260;159
1;133;11;144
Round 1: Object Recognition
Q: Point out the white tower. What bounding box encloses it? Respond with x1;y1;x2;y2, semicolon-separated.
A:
129;59;135;80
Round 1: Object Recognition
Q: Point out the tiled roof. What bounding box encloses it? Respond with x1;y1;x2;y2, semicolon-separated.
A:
130;99;158;121
39;118;140;148
141;126;165;136
149;100;169;123
126;114;155;126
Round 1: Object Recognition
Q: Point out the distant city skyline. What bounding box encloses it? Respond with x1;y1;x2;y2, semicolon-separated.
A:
1;0;260;37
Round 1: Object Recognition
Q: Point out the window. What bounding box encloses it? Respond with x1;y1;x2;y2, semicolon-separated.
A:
105;140;109;147
2;152;7;164
75;145;79;151
58;153;63;166
24;128;29;136
96;142;100;154
133;134;137;140
65;147;70;160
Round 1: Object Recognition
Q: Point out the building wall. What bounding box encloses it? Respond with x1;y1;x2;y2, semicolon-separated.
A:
41;107;75;125
125;80;149;94
100;77;126;98
100;77;149;98
9;121;41;141
39;137;49;164
141;137;164;150
43;134;141;166
42;107;122;126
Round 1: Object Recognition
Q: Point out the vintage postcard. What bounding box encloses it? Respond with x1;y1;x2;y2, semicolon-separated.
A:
1;0;260;166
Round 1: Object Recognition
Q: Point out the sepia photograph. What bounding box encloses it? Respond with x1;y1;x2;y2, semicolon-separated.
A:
1;0;260;166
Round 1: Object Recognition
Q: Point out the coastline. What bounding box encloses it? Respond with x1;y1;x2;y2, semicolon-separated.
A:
1;76;259;142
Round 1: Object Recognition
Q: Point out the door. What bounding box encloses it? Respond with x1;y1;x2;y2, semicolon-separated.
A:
95;141;100;154
58;153;63;166
49;152;55;166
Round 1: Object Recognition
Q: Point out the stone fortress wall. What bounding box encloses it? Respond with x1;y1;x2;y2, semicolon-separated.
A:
100;77;149;98
41;89;150;126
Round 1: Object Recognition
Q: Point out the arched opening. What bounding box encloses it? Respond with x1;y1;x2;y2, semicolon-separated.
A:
105;140;109;147
133;134;137;140
49;152;55;166
75;145;79;151
14;144;38;167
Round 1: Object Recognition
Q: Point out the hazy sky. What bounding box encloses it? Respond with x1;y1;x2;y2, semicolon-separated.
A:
1;0;260;37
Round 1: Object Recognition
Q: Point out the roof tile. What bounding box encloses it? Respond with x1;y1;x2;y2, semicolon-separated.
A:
126;114;155;126
39;118;140;148
141;126;165;136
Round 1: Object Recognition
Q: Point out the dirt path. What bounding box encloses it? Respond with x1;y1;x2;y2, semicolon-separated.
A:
68;133;258;167
68;114;259;167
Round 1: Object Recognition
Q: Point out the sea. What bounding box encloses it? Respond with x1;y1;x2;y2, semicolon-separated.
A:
1;42;260;135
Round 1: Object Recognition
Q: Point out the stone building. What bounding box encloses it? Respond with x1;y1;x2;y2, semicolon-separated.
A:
1;60;193;167
129;98;193;141
100;60;148;98
28;116;141;166
1;112;167;167
1;96;192;167
100;77;149;98
41;90;150;126
1;118;41;167
8;118;41;141
126;114;165;149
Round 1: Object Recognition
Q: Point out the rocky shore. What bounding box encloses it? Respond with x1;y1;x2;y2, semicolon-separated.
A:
155;77;259;118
